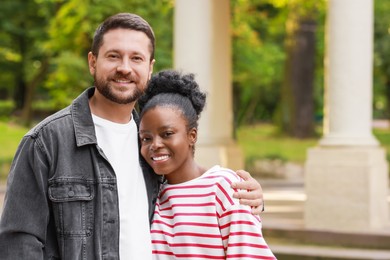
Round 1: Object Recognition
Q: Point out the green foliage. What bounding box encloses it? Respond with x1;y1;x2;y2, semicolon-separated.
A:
46;0;92;54
45;52;91;108
0;101;14;120
0;0;174;112
232;0;286;126
231;0;326;130
374;0;390;118
0;0;54;102
0;0;386;134
42;0;174;110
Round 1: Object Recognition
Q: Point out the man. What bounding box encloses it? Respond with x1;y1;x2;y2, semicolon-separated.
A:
0;13;263;259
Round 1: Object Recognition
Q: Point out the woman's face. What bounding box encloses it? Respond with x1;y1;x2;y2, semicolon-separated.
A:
139;106;197;184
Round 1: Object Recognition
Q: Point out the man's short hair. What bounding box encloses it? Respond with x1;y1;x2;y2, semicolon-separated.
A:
91;13;155;61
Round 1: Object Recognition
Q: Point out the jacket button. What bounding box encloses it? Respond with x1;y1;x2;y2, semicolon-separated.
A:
68;190;75;197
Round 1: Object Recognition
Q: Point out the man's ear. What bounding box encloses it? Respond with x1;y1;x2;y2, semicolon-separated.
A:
148;59;156;80
88;52;96;75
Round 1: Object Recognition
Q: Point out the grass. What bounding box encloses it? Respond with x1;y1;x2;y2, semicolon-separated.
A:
0;121;29;180
236;124;319;166
237;123;390;170
1;121;390;181
372;127;390;162
0;122;28;158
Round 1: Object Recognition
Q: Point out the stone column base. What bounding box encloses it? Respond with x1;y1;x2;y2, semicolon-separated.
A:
304;146;389;232
195;143;244;170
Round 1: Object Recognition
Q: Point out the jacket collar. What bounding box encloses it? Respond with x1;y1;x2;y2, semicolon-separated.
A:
71;87;140;147
72;87;97;147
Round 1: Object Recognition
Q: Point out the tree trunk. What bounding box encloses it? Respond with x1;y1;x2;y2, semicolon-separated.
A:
13;24;27;113
385;78;390;120
279;18;317;138
13;77;26;113
21;58;50;125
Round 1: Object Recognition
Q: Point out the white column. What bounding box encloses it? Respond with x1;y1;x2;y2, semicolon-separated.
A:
321;0;378;146
174;0;243;169
304;0;389;232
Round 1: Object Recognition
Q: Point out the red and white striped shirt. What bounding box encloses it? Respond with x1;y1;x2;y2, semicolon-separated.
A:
151;165;276;259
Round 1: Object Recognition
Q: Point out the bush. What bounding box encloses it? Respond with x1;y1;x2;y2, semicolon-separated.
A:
0;100;14;120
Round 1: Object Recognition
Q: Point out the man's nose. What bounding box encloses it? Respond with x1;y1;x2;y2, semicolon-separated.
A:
116;59;132;74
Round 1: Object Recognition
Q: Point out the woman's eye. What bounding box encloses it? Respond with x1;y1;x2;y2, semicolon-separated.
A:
164;132;173;137
141;137;151;142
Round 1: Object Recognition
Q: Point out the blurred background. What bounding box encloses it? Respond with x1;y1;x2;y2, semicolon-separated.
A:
1;0;390;179
1;0;390;258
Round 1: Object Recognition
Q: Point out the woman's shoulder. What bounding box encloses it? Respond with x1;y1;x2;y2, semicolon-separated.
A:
203;165;242;185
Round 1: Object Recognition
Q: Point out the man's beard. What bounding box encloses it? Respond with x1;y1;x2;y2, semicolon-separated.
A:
94;73;145;104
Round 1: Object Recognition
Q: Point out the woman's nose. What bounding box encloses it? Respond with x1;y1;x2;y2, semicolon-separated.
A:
150;137;163;151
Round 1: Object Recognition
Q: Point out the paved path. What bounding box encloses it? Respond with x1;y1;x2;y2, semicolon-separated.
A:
260;178;306;229
259;178;390;259
0;178;307;218
1;178;390;259
0;178;388;230
259;178;390;231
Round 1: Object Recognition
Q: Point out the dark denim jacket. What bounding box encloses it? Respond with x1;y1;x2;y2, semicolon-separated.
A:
0;88;162;259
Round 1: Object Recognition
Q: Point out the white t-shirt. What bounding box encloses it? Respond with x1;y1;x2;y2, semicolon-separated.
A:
92;114;152;260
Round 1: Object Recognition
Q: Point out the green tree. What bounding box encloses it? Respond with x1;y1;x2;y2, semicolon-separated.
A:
275;0;325;138
0;0;54;124
231;0;285;128
44;0;174;109
374;0;390;119
0;0;174;124
1;0;330;134
231;0;325;140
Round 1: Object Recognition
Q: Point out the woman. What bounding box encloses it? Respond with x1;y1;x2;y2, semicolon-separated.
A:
138;70;276;259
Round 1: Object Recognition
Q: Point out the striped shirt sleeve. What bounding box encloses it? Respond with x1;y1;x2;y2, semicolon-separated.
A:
214;169;277;259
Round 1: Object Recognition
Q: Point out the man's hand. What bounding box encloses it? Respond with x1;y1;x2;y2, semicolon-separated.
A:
231;170;264;215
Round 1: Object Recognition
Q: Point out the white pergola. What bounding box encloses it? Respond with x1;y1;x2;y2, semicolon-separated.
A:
174;0;389;231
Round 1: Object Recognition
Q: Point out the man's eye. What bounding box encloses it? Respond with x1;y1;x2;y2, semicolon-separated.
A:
132;56;143;62
108;54;119;59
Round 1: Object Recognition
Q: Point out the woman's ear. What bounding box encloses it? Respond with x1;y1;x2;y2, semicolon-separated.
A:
188;128;197;146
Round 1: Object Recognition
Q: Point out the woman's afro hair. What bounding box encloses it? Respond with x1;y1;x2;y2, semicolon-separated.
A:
138;70;206;116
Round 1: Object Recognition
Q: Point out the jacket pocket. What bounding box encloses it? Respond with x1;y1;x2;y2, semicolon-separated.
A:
49;181;94;237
